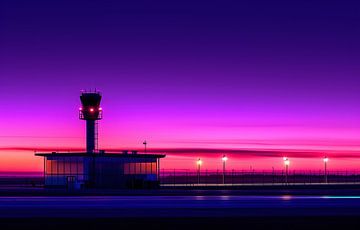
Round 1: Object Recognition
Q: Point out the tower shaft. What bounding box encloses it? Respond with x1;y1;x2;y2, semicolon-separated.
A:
86;120;96;154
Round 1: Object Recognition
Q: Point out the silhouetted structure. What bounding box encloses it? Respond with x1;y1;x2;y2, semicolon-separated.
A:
35;91;165;189
79;92;102;154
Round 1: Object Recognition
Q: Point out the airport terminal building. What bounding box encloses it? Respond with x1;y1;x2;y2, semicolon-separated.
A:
35;92;165;189
35;151;164;189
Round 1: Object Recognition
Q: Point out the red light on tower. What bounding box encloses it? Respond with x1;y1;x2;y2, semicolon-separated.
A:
90;108;94;112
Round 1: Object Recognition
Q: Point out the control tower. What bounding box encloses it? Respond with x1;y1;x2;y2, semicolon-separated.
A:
36;91;165;189
79;91;102;154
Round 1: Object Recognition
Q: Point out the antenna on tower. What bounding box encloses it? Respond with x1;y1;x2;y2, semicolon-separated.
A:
143;140;147;153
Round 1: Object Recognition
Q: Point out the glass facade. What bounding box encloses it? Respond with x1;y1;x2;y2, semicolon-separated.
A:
46;157;84;175
45;157;86;186
124;162;157;174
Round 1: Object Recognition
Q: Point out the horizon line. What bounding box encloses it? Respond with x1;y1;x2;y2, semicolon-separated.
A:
1;146;360;159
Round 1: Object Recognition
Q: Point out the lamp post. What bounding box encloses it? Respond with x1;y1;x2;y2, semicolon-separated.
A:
143;140;147;153
283;157;290;185
323;156;329;184
197;158;202;184
222;155;228;184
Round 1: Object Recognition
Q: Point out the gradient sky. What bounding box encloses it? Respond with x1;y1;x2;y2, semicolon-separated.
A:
0;0;360;172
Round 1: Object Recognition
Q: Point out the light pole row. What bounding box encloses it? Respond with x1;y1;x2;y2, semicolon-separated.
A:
196;155;228;184
196;156;330;185
282;156;329;184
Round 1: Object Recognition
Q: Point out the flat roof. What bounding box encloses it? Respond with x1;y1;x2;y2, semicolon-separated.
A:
35;152;165;158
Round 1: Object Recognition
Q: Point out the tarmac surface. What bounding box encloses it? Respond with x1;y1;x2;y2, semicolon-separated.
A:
1;192;360;229
1;195;360;218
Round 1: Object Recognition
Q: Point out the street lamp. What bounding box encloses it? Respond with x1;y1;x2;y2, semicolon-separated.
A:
283;157;290;184
197;158;202;184
323;156;329;184
222;155;228;184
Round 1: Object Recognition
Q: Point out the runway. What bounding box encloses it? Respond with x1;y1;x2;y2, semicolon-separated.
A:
1;195;360;218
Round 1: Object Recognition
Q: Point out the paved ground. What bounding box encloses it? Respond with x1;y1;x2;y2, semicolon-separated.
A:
1;195;360;229
1;195;360;217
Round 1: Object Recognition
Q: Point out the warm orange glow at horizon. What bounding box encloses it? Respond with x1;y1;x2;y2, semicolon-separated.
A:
1;147;360;173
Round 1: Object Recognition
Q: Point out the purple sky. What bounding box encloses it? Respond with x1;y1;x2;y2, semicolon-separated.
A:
0;0;360;171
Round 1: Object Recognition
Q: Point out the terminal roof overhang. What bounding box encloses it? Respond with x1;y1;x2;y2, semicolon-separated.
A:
35;152;166;158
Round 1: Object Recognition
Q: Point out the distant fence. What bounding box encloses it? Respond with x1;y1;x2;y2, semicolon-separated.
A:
0;177;43;187
2;170;360;188
160;169;360;185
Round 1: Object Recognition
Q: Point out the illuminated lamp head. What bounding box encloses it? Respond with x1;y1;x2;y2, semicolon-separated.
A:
222;155;228;162
284;159;290;166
